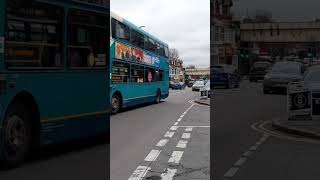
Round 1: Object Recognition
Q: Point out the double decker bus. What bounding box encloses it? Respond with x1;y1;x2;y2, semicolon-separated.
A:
0;0;109;168
110;12;169;114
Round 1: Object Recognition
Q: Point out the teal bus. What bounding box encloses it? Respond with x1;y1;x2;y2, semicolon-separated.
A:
110;12;169;114
0;0;110;168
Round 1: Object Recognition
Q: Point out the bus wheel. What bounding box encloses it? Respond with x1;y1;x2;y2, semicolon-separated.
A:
1;103;32;168
111;94;121;114
155;90;161;104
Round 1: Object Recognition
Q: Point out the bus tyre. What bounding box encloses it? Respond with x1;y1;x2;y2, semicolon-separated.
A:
111;93;121;114
155;90;161;104
0;103;32;169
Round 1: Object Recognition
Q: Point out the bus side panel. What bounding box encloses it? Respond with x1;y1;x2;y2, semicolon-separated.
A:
7;72;109;145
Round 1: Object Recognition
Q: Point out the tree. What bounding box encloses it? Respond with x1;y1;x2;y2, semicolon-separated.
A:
169;48;180;60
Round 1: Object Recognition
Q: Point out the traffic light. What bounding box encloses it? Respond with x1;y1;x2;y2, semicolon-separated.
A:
239;49;249;59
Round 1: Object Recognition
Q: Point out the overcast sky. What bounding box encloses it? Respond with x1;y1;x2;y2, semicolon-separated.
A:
111;0;210;68
232;0;320;21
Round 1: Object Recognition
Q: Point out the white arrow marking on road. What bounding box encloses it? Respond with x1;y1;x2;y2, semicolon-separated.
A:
164;131;174;138
160;168;177;180
168;151;184;164
176;140;188;148
156;139;169;147
128;166;151;180
144;150;161;162
181;133;191;139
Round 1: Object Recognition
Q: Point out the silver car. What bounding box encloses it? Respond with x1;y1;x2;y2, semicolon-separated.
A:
192;81;205;91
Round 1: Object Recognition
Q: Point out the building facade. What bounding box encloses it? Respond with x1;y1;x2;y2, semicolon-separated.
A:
185;68;210;80
211;0;238;67
169;58;185;82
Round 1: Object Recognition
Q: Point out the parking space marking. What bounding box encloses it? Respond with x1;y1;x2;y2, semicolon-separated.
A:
185;127;193;131
160;168;177;180
170;126;178;131
156;139;169;147
144;150;161;162
168;151;184;164
181;133;191;139
128;166;151;180
176;140;188;148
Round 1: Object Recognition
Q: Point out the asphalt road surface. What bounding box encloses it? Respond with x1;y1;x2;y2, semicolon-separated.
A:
111;88;210;180
213;80;320;180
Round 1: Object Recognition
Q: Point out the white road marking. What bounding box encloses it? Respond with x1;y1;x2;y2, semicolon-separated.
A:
249;145;258;151
185;127;193;131
177;118;182;122
180;115;184;118
174;122;179;126
164;131;174;138
144;150;161;162
177;126;210;128
243;151;252;157
176;140;188;148
234;157;247;167
128;166;151;180
224;167;239;178
156;139;169;147
160;168;177;180
170;126;178;131
168;151;184;164
181;133;191;139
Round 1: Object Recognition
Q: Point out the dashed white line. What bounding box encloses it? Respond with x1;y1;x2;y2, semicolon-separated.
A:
164;131;175;138
234;157;247;167
170;126;178;131
176;140;188;148
185;127;193;131
168;151;184;164
224;167;239;178
144;150;161;162
160;168;177;180
243;151;253;157
128;166;151;180
177;118;182;122
156;139;169;147
181;133;191;139
174;122;179;126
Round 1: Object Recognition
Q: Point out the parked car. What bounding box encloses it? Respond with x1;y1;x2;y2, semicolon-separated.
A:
249;61;271;82
169;81;175;89
263;61;303;94
192;81;205;91
171;81;185;90
302;65;320;115
200;82;210;98
211;64;240;89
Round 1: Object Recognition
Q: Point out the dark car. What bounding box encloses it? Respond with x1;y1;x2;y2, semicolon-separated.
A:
171;82;185;90
302;65;320;115
263;61;303;94
211;64;240;89
249;61;271;82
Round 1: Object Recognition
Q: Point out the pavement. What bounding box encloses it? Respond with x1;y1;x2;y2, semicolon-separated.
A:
195;97;210;106
212;80;320;180
111;87;210;180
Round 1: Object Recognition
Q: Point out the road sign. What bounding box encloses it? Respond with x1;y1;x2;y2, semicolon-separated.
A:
287;82;312;120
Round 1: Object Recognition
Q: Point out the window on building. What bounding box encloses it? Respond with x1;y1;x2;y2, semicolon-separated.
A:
131;29;144;49
5;2;63;68
111;18;130;42
214;26;220;42
68;10;108;68
131;64;144;83
145;67;156;82
220;27;225;41
112;61;129;83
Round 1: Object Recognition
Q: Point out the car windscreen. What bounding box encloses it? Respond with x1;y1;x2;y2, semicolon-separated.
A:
194;81;204;86
304;69;320;81
271;63;301;74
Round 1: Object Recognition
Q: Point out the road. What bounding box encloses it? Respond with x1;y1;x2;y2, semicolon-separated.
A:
213;80;320;180
111;88;210;180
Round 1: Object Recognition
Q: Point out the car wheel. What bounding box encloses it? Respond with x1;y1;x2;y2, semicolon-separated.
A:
0;102;32;169
111;93;121;114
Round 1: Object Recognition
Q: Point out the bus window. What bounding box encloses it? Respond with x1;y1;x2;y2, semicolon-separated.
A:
131;29;144;49
112;61;129;83
68;10;108;68
145;37;156;53
5;2;63;68
111;18;130;42
164;46;169;58
145;67;156;82
158;70;164;81
131;64;144;83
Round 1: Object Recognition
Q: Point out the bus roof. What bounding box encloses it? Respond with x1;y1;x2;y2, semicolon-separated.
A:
111;11;168;48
